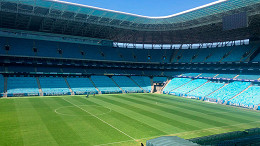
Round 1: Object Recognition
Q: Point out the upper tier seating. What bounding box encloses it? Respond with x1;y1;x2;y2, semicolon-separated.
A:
181;73;201;77
177;49;199;63
131;76;152;92
66;77;97;94
187;81;225;98
1;36;256;63
229;85;260;107
39;77;70;95
91;76;121;93
0;74;4;96
192;48;212;62
112;76;142;92
236;75;260;81
204;47;233;62
153;77;167;83
216;74;237;79
163;78;192;93
207;81;251;101
7;77;39;94
171;79;208;95
199;73;217;78
221;45;252;62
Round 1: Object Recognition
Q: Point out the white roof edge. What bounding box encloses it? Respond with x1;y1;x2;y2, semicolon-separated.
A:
50;0;228;19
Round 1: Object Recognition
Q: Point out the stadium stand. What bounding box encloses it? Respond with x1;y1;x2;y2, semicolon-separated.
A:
163;78;192;93
170;79;208;95
236;75;260;81
112;76;143;93
0;74;4;97
6;77;39;96
206;81;251;102
216;74;238;79
153;77;167;83
91;76;121;93
187;81;225;99
229;85;260;108
39;77;70;95
130;76;152;92
199;73;217;78
66;77;97;94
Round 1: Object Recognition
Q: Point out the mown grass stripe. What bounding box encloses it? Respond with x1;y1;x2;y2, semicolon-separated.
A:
0;99;24;146
150;94;260;116
87;95;182;134
14;99;58;146
128;94;257;123
97;95;202;132
50;97;129;145
74;96;168;138
139;94;259;122
29;98;84;145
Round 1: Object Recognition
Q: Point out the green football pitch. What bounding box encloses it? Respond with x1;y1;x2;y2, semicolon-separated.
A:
1;93;260;146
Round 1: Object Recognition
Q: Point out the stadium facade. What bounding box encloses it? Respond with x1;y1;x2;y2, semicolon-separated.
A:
0;0;260;110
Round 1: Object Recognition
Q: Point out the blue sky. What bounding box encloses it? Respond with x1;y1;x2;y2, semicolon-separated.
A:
61;0;219;17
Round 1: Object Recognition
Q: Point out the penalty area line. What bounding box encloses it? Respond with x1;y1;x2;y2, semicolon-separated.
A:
61;98;136;141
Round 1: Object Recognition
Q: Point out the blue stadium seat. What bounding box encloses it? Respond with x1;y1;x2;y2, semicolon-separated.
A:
91;76;121;93
67;77;97;94
187;81;225;98
171;79;208;95
229;85;260;108
7;77;39;95
0;74;4;96
112;76;142;92
153;77;167;83
163;78;192;93
131;76;152;92
207;81;251;101
39;77;70;95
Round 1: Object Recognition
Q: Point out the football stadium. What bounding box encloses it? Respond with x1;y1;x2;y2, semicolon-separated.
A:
0;0;260;145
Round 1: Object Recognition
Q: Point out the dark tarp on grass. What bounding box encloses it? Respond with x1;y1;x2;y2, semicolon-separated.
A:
146;136;199;146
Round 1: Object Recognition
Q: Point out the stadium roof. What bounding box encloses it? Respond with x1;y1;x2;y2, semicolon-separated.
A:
0;0;260;44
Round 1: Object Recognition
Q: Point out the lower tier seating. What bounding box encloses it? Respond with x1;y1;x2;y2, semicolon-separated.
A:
187;81;225;98
39;77;70;95
91;76;121;93
7;77;39;95
130;76;152;92
153;77;167;83
206;81;251;101
229;85;260;108
163;78;192;93
66;77;97;94
112;76;142;92
0;74;4;96
170;79;208;95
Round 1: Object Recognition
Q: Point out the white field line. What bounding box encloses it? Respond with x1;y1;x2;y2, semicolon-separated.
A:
94;120;260;146
54;105;112;117
62;98;136;141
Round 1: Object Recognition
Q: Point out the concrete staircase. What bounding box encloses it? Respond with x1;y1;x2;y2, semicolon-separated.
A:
160;79;172;93
213;74;219;78
195;73;202;78
36;77;43;96
89;77;101;94
110;77;125;93
233;75;239;79
64;77;75;95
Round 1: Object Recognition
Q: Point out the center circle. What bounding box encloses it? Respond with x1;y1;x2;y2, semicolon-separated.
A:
55;105;111;116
